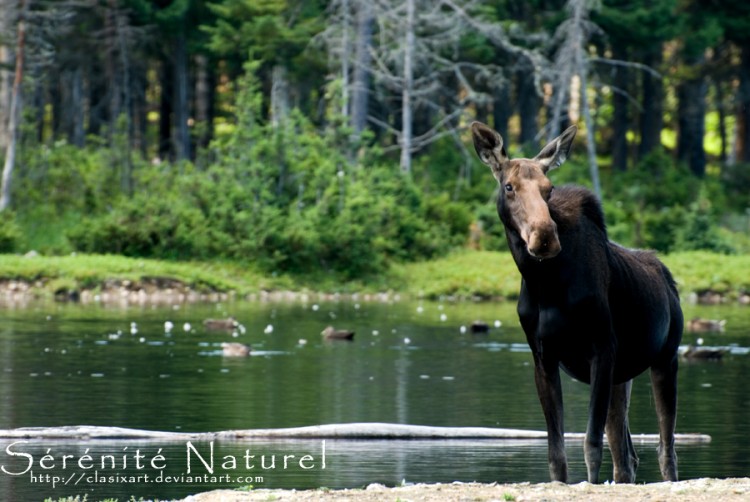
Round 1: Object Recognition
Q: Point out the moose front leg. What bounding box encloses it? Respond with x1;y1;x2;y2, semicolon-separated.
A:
585;351;615;483
533;354;568;482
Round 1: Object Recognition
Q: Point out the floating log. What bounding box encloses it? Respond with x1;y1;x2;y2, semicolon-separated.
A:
0;423;711;444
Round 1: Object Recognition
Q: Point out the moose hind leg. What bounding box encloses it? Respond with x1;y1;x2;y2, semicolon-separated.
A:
605;380;639;483
584;352;615;484
650;355;679;481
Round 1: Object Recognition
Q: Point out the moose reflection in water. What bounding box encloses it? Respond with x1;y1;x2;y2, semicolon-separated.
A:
471;122;683;484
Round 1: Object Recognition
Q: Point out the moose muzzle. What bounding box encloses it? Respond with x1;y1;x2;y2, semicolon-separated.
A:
525;220;561;260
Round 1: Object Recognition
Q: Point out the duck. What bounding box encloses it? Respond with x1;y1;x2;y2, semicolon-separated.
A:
687;318;726;333
221;342;251;357
203;317;238;330
681;345;727;361
470;320;490;334
321;326;355;340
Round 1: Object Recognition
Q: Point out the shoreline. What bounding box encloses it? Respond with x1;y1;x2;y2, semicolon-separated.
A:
1;251;749;307
0;278;415;307
179;478;750;502
1;276;748;307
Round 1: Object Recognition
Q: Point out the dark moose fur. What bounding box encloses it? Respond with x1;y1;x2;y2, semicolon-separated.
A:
471;122;683;484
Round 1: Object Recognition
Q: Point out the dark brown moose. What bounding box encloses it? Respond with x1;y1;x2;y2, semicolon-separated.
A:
471;122;683;484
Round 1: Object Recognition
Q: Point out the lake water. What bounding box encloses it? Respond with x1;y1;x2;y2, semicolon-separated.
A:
0;299;748;500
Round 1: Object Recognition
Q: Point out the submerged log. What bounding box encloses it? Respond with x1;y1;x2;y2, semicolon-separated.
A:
0;423;711;444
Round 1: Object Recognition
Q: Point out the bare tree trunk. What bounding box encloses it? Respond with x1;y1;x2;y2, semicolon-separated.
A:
132;61;148;156
677;55;707;177
104;2;120;135
351;0;373;137
270;65;290;128
611;45;629;171
638;47;663;159
117;14;134;195
516;65;539;146
69;68;85;147
715;79;727;164
158;54;173;160
569;0;600;199
550;0;600;198
50;69;62;137
736;43;750;163
579;66;601;200
88;64;106;137
340;0;350;118
0;0;29;212
32;74;43;143
0;0;13;157
173;27;190;161
492;81;511;140
114;0;133;173
399;0;415;174
195;54;211;150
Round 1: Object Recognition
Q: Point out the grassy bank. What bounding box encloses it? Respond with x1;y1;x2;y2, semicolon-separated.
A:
1;250;749;301
0;254;276;297
392;250;750;300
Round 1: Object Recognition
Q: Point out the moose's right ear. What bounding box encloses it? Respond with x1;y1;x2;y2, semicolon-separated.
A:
471;122;508;182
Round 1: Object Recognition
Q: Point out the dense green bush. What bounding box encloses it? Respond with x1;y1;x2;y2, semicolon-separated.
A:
675;200;735;254
601;149;706;252
58;66;471;278
0;212;21;253
721;161;750;212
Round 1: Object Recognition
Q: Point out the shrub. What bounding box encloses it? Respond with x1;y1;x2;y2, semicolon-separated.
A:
0;212;21;253
674;200;735;254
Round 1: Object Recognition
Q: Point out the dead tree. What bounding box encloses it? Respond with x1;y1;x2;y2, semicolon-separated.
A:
546;0;601;200
365;0;511;174
0;0;30;212
351;1;373;137
0;0;14;157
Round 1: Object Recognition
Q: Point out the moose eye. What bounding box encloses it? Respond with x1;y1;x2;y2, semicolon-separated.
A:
504;183;513;193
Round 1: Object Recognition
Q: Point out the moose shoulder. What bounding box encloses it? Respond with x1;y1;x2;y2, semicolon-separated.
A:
470;122;683;484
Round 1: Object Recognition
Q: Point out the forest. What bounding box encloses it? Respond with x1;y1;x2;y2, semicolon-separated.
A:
0;0;749;280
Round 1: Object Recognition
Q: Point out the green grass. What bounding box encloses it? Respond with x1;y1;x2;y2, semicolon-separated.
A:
388;250;521;299
662;251;750;296
0;253;276;297
1;250;749;300
391;250;750;300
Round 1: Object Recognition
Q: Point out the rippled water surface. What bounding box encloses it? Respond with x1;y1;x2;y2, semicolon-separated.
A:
0;299;747;500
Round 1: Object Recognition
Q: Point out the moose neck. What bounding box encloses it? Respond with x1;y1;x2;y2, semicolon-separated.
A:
501;185;609;279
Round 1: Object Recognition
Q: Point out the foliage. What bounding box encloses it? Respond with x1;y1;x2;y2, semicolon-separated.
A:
720;162;750;212
0;211;22;253
598;149;706;252
674;199;736;254
50;64;471;280
3;1;750;283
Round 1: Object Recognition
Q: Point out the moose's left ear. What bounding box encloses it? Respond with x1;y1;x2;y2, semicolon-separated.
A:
534;125;577;173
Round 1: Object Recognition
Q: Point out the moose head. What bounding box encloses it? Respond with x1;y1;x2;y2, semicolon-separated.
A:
471;122;577;260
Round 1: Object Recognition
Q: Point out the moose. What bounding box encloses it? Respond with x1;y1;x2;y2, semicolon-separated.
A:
471;122;683;484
